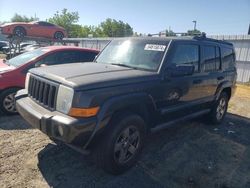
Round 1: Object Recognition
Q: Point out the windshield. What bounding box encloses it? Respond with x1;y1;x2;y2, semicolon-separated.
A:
7;48;49;67
96;39;169;71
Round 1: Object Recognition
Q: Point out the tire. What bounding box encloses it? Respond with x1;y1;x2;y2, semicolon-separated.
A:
54;31;64;40
94;112;146;175
0;88;19;115
209;92;229;124
13;26;26;37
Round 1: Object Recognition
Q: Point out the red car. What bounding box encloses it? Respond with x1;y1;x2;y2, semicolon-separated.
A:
0;46;99;114
0;21;67;39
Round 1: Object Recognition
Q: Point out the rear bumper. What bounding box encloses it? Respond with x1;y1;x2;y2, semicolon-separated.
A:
15;90;97;147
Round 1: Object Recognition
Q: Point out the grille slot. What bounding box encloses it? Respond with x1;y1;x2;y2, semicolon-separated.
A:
28;75;58;110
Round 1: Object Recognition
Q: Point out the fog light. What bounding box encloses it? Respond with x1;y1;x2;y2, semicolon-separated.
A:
58;125;64;136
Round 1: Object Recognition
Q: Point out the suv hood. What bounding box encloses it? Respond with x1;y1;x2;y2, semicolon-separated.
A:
30;63;158;90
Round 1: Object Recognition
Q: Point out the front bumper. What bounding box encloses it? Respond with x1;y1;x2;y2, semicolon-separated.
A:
15;90;97;147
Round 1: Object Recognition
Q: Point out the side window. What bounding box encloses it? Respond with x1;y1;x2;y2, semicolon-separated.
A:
215;47;221;70
78;51;98;62
38;22;54;27
35;53;58;66
57;51;79;64
221;47;235;70
169;44;199;72
203;46;216;72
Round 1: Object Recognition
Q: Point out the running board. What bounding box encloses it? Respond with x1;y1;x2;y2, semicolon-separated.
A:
151;109;210;133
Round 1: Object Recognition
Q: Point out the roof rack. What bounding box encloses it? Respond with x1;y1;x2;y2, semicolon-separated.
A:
193;33;233;46
147;32;233;46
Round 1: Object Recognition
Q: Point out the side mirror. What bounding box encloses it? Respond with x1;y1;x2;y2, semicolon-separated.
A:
166;64;195;77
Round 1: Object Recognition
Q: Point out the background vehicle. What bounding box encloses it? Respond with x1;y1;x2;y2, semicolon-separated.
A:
5;44;44;59
0;41;8;51
2;42;33;54
16;36;236;174
0;46;99;114
0;21;67;39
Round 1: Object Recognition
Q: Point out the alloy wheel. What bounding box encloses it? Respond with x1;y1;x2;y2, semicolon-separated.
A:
3;93;16;113
114;126;140;164
216;97;226;120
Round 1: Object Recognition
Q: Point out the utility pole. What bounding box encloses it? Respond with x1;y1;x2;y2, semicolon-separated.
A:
192;20;197;30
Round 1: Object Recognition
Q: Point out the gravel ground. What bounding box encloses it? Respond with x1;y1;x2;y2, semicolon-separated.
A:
0;85;250;188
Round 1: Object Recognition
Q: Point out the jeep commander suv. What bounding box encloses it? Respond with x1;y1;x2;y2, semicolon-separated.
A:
16;36;237;174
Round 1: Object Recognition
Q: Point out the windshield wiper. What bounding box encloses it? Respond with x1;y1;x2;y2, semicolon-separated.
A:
111;63;137;69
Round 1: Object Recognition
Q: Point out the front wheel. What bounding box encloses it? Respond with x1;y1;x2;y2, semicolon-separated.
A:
94;113;146;175
0;88;19;115
54;31;64;40
209;92;229;124
13;26;26;37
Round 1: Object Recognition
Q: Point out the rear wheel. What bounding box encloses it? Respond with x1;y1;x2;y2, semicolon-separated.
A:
54;31;64;40
209;92;229;124
13;26;26;37
0;88;19;115
94;113;146;174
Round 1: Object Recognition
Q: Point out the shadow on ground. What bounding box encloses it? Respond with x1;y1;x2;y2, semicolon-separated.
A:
0;114;31;130
37;113;250;188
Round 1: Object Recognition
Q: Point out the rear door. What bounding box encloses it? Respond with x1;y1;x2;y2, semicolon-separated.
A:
200;44;222;98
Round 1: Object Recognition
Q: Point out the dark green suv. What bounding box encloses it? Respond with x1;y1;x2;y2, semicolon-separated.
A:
16;36;237;174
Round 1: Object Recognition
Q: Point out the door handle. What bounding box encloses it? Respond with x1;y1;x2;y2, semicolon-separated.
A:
193;79;202;84
217;76;224;80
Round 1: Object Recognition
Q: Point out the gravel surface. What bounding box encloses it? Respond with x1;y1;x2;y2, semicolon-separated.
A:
0;85;250;188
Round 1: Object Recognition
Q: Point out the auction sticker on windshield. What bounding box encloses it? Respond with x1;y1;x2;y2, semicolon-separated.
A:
144;44;166;51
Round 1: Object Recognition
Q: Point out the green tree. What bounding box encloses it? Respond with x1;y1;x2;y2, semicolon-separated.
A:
165;29;176;36
100;18;133;37
48;9;79;37
11;13;38;22
185;29;202;36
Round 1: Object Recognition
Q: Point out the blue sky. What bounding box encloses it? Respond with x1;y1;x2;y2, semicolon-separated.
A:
0;0;249;35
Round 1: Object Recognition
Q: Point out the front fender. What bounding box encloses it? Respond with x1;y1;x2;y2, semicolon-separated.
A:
83;92;156;149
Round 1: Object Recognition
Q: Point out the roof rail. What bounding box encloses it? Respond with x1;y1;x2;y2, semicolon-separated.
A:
193;34;232;46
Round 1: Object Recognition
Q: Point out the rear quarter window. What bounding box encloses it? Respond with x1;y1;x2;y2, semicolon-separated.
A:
221;47;235;70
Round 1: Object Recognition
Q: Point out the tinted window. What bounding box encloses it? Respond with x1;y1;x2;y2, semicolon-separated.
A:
215;47;221;70
169;44;199;72
203;46;217;72
57;51;79;64
78;51;98;62
221;47;235;70
37;50;98;66
40;53;58;65
38;22;54;27
37;51;78;66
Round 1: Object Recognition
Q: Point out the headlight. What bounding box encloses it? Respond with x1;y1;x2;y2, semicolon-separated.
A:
56;85;74;114
25;73;30;90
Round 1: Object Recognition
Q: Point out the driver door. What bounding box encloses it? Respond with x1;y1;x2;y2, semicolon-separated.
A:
157;41;206;112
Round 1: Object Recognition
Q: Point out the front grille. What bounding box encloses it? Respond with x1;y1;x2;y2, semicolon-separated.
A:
28;75;58;110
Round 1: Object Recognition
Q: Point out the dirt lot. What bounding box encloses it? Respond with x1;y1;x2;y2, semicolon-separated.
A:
0;85;250;188
0;53;6;59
